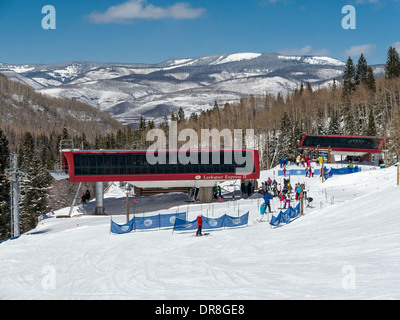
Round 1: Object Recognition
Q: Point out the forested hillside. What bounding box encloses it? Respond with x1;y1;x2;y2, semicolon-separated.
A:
0;72;126;150
0;74;139;240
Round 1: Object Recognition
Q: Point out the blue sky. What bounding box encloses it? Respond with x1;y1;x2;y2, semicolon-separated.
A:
0;0;399;65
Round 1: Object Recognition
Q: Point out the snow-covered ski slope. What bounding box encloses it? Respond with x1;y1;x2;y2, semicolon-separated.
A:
1;164;400;300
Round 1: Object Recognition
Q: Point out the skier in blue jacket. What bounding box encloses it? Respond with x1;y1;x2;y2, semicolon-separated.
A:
295;184;301;200
258;203;266;222
263;192;273;213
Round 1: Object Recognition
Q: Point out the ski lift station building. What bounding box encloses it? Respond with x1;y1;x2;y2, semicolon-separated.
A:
300;135;389;164
49;149;260;214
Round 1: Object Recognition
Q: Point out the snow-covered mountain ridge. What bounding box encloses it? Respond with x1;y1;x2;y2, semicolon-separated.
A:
0;53;384;127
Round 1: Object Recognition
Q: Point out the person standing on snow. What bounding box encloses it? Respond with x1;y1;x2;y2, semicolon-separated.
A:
196;215;203;236
247;181;252;197
263;192;273;214
283;193;291;209
258;203;266;222
81;189;90;204
295;184;301;200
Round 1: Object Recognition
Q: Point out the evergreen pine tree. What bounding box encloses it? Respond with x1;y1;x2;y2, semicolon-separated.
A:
105;133;117;149
278;112;292;159
385;46;400;79
328;111;342;135
61;127;69;140
177;107;185;123
276;92;284;105
147;120;155;130
342;57;356;98
213;100;219;110
0;129;10;240
18;132;34;168
315;109;327;135
364;108;377;136
332;79;337;92
18;132;51;233
299;83;304;95
343;105;356;135
139;116;147;130
170;111;177;122
306;82;313;94
160;115;169;129
125;126;134;149
267;132;279;168
355;53;368;85
291;121;304;153
189;112;199;123
20;156;51;233
116;129;125;149
365;66;376;92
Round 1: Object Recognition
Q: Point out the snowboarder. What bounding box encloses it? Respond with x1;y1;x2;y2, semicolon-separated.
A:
196;215;203;236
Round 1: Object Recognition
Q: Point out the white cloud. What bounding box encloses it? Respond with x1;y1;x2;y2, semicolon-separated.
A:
343;44;376;57
354;0;400;6
278;45;330;56
88;0;205;24
392;42;400;52
355;0;380;4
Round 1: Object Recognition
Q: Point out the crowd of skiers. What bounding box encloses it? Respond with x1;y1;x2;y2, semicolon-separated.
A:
280;154;324;179
259;153;318;221
194;154;321;233
280;154;325;168
259;177;312;221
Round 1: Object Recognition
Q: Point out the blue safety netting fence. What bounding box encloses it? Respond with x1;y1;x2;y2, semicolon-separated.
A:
270;204;301;228
111;212;186;234
324;166;361;180
279;166;361;179
278;167;328;176
173;212;249;232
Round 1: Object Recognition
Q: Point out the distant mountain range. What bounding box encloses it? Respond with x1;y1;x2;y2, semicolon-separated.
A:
0;53;385;127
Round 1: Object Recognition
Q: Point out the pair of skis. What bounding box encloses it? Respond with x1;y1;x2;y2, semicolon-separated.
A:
256;211;274;223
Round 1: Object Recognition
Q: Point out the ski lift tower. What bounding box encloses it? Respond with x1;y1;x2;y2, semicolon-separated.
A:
5;153;25;237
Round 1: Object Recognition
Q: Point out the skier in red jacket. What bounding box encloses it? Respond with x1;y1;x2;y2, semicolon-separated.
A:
196;215;203;236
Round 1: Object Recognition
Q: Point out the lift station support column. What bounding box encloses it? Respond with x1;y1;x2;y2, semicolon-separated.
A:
94;181;105;215
198;187;213;204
